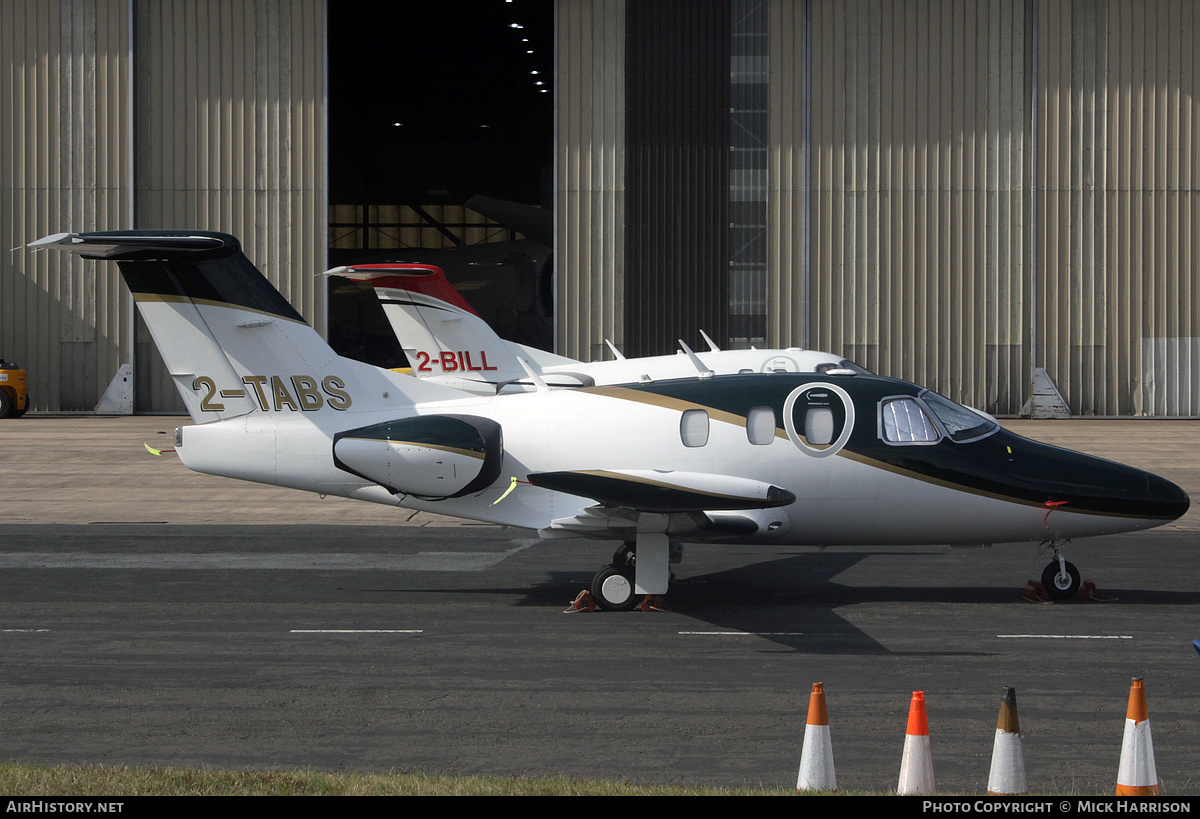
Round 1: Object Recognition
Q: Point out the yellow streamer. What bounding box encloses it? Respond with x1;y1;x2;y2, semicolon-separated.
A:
493;476;519;505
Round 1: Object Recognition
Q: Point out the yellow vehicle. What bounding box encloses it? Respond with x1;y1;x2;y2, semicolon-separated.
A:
0;359;29;418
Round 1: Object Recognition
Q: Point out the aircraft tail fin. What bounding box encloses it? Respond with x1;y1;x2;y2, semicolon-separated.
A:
324;263;533;389
28;231;466;422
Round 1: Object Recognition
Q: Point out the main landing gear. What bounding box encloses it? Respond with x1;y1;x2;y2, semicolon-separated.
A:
589;519;677;611
1040;538;1082;600
590;544;640;611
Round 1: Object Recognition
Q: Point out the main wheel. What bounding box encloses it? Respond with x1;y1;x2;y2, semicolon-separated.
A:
1041;559;1081;600
611;542;636;571
591;564;639;611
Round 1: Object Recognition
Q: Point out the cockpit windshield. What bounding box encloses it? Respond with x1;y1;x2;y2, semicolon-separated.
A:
919;391;998;442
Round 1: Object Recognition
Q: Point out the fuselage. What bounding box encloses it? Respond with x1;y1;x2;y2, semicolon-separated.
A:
176;370;1190;547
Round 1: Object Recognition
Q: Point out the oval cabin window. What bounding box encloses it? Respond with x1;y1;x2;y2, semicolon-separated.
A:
680;409;710;447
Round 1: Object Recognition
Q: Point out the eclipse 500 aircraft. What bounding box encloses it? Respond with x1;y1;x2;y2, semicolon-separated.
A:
28;230;1190;609
323;263;865;394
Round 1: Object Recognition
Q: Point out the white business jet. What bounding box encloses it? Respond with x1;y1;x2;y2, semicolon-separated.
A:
28;231;1190;610
322;263;866;394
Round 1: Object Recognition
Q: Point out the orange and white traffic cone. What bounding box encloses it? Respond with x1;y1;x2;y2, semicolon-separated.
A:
897;691;936;795
796;682;837;792
1116;678;1159;795
987;687;1027;794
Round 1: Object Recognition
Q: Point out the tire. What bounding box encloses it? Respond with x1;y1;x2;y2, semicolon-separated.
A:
1041;560;1081;600
611;542;636;571
591;564;639;611
0;389;14;419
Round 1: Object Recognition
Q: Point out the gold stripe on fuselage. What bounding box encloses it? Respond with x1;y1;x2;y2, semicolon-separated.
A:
581;385;788;440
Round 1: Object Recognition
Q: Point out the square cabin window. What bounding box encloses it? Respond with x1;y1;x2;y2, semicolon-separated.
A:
746;406;776;445
680;409;710;447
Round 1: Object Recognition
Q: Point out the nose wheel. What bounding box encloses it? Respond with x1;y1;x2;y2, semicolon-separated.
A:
1039;537;1082;600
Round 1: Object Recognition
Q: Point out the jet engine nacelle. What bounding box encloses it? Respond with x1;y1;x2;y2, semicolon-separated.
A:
332;414;503;500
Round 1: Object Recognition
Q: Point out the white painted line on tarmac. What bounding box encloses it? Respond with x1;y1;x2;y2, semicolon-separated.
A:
679;631;805;636
290;629;424;634
997;634;1132;640
0;552;518;571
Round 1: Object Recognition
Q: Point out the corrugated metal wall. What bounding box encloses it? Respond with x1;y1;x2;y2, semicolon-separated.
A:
556;0;626;362
1;0;132;411
0;0;325;413
134;0;326;412
770;0;1031;414
1039;0;1200;416
770;0;1200;416
624;0;730;357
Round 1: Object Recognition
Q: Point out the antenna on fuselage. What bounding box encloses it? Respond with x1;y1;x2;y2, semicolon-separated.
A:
699;329;721;352
516;357;551;392
604;339;626;361
678;340;714;379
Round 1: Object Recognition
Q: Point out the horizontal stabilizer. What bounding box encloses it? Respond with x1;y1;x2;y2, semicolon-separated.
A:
27;231;235;259
28;230;304;323
323;263;479;315
527;469;796;513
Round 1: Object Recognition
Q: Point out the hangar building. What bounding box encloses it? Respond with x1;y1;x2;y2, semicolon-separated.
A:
2;0;1199;417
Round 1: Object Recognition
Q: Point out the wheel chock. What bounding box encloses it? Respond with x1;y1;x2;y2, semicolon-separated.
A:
565;591;667;612
637;595;667;612
565;590;597;613
1024;578;1112;602
1021;581;1051;603
1077;580;1114;602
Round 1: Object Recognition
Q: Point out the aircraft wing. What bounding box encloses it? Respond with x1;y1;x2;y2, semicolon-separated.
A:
506;342;581;370
527;469;795;514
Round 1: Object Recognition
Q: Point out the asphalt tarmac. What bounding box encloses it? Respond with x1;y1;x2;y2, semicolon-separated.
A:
0;415;1197;793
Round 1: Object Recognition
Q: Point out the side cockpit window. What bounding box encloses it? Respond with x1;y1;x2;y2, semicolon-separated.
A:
880;397;940;444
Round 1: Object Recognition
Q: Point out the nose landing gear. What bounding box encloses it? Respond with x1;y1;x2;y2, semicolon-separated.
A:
1039;539;1081;600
